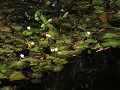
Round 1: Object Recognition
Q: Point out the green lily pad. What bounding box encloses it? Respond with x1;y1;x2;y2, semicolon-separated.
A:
9;71;26;81
9;61;25;69
0;64;11;75
92;0;104;5
0;73;7;79
1;86;13;90
23;30;33;36
11;23;23;31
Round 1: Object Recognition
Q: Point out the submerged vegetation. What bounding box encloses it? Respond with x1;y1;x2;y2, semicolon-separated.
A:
0;0;120;90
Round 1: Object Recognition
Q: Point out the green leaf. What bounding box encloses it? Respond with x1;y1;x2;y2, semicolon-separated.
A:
49;30;59;39
9;71;26;81
35;10;41;21
0;64;11;75
53;58;68;64
22;57;38;66
31;46;43;52
92;0;104;5
53;65;63;72
23;30;33;36
103;33;120;39
11;24;22;31
9;61;25;69
57;50;75;57
101;40;120;47
39;40;48;47
1;86;13;90
40;13;47;22
73;41;88;51
115;0;120;7
85;39;97;43
31;72;42;78
46;55;56;60
0;73;7;79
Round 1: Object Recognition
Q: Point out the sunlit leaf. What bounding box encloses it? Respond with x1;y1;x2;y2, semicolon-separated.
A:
101;40;120;47
103;33;120;39
0;73;7;79
35;10;41;21
9;71;26;81
0;64;11;75
40;13;47;22
9;61;25;69
23;30;33;36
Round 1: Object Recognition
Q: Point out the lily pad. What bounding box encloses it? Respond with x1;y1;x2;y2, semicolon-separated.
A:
23;30;33;36
9;71;26;81
11;23;23;31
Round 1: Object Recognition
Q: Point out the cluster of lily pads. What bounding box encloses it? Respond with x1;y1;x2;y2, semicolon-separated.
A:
0;0;120;83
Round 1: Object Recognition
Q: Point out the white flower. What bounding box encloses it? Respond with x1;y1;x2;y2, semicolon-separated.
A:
85;18;90;22
47;19;52;23
54;48;58;52
50;48;58;52
31;42;35;45
50;48;54;52
41;24;45;27
86;31;91;35
20;54;24;58
27;26;31;30
46;34;51;38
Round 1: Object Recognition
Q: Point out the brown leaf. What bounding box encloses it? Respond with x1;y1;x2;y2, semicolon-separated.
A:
98;12;112;23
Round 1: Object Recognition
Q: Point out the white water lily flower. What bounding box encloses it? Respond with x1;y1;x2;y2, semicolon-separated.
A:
31;42;35;45
86;31;91;35
50;48;55;52
54;48;58;52
51;48;58;52
20;54;24;58
46;34;51;38
27;26;31;30
47;19;52;23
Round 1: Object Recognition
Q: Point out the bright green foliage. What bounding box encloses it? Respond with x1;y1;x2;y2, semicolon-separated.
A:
101;32;120;47
102;40;120;47
103;33;120;39
22;30;33;36
0;64;11;76
9;61;25;69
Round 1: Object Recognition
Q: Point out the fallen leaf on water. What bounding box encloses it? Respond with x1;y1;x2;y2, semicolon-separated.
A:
98;12;112;23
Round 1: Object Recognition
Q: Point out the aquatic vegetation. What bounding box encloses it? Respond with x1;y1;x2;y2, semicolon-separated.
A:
0;0;120;89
